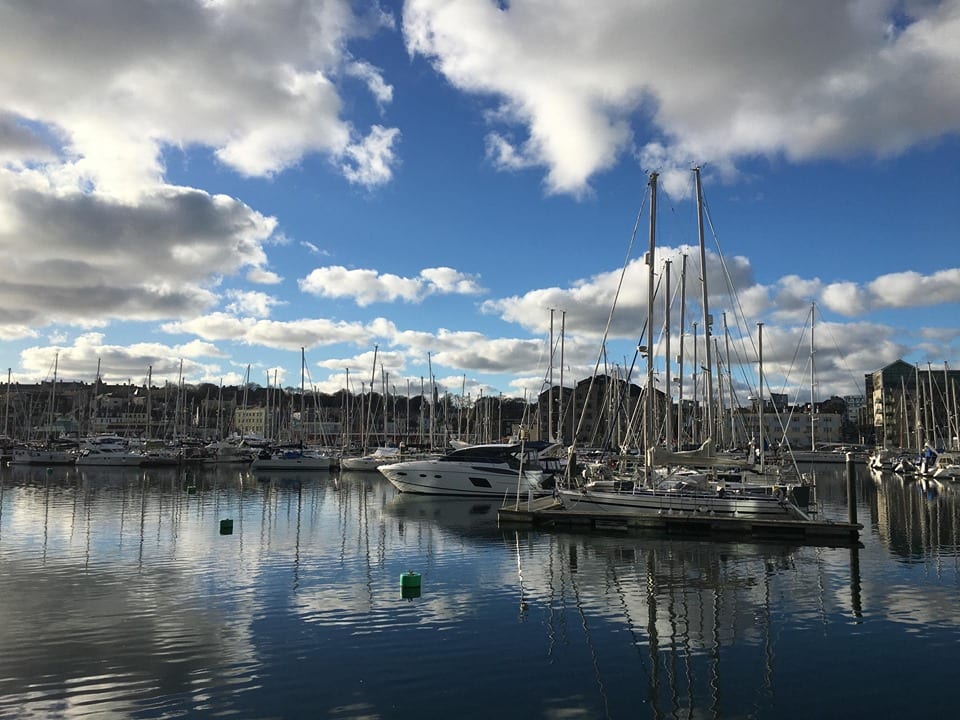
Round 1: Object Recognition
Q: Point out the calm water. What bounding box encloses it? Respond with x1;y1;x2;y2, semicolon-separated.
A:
1;462;959;719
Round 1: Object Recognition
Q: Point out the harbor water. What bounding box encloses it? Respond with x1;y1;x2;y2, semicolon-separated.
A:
1;462;959;719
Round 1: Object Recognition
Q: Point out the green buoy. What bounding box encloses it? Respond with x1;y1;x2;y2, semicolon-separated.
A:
401;571;421;600
219;519;234;535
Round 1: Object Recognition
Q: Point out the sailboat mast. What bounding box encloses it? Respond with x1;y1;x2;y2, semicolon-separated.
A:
677;253;687;447
300;347;306;444
146;365;152;439
723;312;735;447
344;367;351;451
694;166;714;445
3;368;9;438
49;350;59;440
757;322;765;471
548;308;554;442
810;302;816;451
945;362;956;451
914;363;922;449
664;259;672;451
427;351;435;450
644;171;658;481
558;310;566;444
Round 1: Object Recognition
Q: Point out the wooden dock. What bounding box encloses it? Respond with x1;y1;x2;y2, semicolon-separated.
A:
498;496;862;546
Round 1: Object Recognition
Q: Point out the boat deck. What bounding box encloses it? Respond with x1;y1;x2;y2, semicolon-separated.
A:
498;496;861;546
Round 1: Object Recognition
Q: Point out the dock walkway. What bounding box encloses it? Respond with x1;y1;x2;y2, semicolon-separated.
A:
499;496;861;546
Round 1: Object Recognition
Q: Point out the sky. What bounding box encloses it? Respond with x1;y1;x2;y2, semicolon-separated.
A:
1;0;958;409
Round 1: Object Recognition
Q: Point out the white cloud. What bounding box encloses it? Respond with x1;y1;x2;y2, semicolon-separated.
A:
482;245;755;339
299;265;483;306
161;312;375;351
341;125;401;186
0;0;398;193
0;177;276;331
404;0;960;196
224;290;285;318
821;268;960;316
17;333;227;384
345;61;394;107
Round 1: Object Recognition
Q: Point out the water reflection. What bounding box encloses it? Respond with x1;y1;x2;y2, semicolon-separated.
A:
869;466;960;559
1;464;958;718
512;532;807;719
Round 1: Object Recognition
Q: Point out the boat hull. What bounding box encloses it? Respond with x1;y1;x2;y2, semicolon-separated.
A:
76;454;144;467
379;459;546;497
10;450;76;465
558;486;806;519
251;455;331;471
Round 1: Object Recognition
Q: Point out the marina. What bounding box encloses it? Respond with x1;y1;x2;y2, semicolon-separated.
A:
2;461;960;718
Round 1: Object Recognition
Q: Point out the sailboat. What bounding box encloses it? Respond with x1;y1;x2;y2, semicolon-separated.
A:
559;170;810;520
251;348;331;472
10;352;77;466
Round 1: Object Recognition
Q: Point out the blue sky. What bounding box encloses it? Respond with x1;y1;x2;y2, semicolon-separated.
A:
1;0;958;407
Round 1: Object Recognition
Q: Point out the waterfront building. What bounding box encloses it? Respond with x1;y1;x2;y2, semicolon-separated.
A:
865;359;960;450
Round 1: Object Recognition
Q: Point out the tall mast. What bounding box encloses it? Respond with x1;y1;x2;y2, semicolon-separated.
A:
49;350;59;440
644;171;658;481
558;309;566;444
723;312;735;447
945;362;956;450
300;347;306;444
692;320;698;444
427;352;435;450
548;308;554;442
663;259;672;450
3;368;10;438
810;302;816;451
677;254;687;447
694;166;714;445
757;322;765;471
344;367;351;451
146;365;152;439
714;337;725;447
914;363;922;449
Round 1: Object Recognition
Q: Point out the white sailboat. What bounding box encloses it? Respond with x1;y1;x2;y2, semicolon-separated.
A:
11;352;77;466
560;170;810;520
251;349;331;472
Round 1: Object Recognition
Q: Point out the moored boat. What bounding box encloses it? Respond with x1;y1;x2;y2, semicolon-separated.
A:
378;442;554;497
251;446;331;471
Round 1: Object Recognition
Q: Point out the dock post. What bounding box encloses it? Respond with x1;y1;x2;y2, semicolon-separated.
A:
846;452;857;525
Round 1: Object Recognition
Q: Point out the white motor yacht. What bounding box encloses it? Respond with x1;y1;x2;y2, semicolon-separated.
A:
378;443;553;497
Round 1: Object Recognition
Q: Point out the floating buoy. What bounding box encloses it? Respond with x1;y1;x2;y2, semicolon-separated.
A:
401;585;421;600
219;519;234;535
400;571;421;588
186;485;197;495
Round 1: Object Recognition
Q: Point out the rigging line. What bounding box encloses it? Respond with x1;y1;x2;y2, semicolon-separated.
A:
812;302;866;396
701;192;762;363
571;186;649;455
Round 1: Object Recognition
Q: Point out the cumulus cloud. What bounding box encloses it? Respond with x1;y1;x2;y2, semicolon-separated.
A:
0;0;398;193
821;269;960;316
18;333;227;384
482;245;756;338
299;265;484;306
0;1;405;339
224;290;285;318
161;312;376;351
0;179;276;331
341;125;401;186
404;0;960;196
